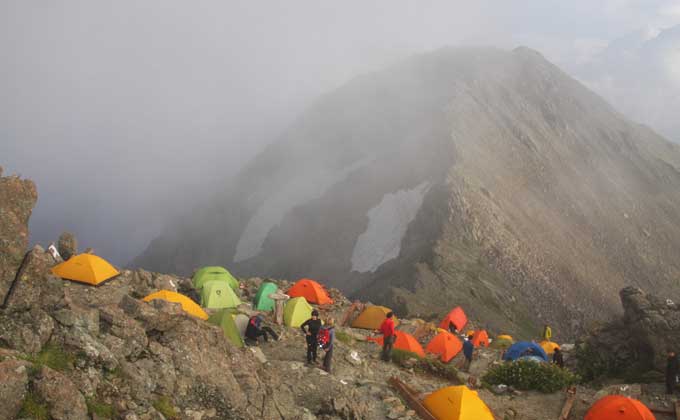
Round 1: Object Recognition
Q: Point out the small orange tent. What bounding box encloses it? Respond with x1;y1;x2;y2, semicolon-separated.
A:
351;305;398;330
369;331;425;357
142;290;208;320
471;330;490;347
287;278;333;305
423;386;495;420
439;307;467;332
585;395;655;420
426;331;463;362
51;253;119;286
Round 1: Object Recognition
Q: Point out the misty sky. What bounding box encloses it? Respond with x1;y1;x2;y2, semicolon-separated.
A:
2;1;679;265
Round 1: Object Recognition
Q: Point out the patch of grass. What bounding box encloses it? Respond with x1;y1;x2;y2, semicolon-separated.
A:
391;349;463;383
335;331;352;345
18;392;48;420
86;398;117;418
21;343;75;372
483;360;579;393
153;396;178;419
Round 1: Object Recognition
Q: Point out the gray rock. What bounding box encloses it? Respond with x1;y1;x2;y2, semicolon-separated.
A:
0;359;29;420
34;366;89;420
57;231;78;261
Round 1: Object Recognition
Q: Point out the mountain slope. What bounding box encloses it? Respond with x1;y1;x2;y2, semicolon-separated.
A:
135;47;680;338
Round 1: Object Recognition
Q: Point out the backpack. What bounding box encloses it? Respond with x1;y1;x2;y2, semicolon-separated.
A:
249;316;262;329
317;327;331;349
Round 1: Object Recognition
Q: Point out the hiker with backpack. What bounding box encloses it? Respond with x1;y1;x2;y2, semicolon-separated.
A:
319;318;335;373
301;310;322;364
245;314;279;344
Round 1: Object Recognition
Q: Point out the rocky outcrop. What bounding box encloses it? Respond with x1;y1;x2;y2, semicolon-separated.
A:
577;287;680;380
0;166;37;304
0;359;29;419
57;231;78;261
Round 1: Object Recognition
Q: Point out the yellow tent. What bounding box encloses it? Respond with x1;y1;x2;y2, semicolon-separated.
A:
423;386;494;420
142;290;208;320
497;334;513;341
51;253;119;286
540;340;560;355
351;305;398;330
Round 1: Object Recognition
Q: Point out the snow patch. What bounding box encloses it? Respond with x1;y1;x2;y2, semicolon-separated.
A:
234;160;367;262
351;182;430;273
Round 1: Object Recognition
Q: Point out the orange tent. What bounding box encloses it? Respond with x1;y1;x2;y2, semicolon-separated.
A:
439;307;468;332
51;253;119;286
142;290;209;320
426;331;463;362
369;331;425;357
585;395;655;420
471;330;490;347
287;278;333;305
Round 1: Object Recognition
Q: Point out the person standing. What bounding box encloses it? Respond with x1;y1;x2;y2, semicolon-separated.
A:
379;312;396;362
321;318;335;373
301;310;322;364
543;324;552;341
552;347;564;368
462;334;475;372
666;350;679;394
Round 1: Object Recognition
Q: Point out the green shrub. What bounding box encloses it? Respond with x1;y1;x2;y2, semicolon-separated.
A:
483;360;579;393
22;343;75;372
86;398;116;418
153;396;178;419
335;331;352;345
391;349;463;383
18;393;48;420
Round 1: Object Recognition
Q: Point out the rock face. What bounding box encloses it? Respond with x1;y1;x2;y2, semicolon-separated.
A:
0;166;38;304
577;287;680;380
134;47;680;339
0;359;29;419
57;231;78;260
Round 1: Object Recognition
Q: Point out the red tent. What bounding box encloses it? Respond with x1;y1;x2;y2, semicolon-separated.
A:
369;331;425;357
287;278;333;305
471;330;489;347
439;306;468;331
585;395;655;420
425;331;463;362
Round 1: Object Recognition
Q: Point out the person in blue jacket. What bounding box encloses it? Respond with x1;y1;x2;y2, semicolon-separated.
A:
462;334;475;372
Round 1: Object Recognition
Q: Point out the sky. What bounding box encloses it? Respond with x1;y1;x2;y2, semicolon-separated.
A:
1;1;679;265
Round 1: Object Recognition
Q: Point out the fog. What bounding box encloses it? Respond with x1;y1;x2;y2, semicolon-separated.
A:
2;1;679;265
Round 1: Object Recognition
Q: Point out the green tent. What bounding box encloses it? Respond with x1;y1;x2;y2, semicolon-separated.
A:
254;282;278;311
192;266;239;291
208;310;244;348
201;280;242;309
284;297;313;328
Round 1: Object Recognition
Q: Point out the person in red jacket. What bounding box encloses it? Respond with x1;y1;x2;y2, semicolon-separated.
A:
378;312;396;362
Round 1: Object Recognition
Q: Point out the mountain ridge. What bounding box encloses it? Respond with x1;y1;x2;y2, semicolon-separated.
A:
134;46;680;339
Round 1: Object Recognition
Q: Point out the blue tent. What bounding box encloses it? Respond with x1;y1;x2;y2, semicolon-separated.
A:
503;341;548;362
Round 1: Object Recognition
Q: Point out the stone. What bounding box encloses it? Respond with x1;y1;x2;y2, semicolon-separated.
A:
0;308;55;354
0;167;37;304
34;366;89;420
0;359;30;420
3;246;65;313
57;231;78;261
249;346;268;364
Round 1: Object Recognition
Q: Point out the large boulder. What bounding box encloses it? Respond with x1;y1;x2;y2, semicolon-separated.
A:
57;231;78;261
34;366;89;420
0;167;37;304
0;359;30;420
578;287;680;380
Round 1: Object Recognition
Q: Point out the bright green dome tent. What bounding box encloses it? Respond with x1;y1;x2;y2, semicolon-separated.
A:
284;297;313;327
192;266;239;291
254;282;278;311
200;280;242;309
208;310;244;348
